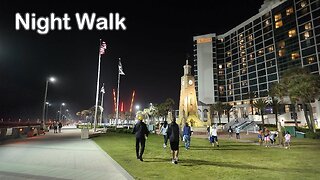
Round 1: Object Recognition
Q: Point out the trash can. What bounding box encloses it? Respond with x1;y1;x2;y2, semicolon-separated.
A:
81;128;89;139
296;131;305;138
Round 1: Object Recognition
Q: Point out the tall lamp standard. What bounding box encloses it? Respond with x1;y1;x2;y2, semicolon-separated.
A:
59;103;66;121
42;77;55;129
45;102;51;123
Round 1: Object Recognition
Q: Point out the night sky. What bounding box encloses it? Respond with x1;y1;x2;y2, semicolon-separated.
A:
0;0;264;120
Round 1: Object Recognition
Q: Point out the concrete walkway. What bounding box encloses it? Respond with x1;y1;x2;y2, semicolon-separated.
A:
0;127;134;180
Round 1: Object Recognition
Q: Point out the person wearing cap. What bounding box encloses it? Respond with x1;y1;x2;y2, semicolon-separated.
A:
132;116;149;161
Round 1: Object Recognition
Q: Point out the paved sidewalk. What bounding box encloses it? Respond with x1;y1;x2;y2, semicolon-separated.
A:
0;128;134;180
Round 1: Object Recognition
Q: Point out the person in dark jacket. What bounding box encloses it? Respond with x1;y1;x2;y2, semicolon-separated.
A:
132;117;149;161
183;122;191;150
167;118;180;164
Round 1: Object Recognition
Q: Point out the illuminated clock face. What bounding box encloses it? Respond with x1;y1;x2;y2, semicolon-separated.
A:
188;80;193;85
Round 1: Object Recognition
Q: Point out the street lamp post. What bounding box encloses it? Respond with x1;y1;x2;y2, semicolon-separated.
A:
42;77;55;129
59;103;65;121
45;102;51;123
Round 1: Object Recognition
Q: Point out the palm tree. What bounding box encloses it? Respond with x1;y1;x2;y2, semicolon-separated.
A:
223;103;233;123
275;67;320;132
253;99;267;126
267;96;283;146
210;101;224;124
164;98;175;116
247;91;256;115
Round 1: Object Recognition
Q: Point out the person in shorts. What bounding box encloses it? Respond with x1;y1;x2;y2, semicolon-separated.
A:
167;118;180;164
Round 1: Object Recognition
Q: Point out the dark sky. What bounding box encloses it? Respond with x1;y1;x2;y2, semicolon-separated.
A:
0;0;264;120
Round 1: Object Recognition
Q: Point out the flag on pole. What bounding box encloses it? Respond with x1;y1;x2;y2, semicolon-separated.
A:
119;60;125;75
99;41;107;55
100;84;105;94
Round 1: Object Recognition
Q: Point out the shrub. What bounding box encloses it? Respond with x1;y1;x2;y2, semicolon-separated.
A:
305;131;320;139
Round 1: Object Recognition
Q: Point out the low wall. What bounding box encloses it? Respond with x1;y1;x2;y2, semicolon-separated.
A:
0;125;41;142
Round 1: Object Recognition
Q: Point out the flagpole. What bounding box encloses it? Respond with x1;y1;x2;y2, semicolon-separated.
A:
115;58;121;127
100;83;105;125
94;39;102;132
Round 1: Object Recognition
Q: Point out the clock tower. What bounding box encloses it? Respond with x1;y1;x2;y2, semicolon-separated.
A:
178;60;203;127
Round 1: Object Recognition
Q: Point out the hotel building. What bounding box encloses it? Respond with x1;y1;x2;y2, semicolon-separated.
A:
193;0;320;125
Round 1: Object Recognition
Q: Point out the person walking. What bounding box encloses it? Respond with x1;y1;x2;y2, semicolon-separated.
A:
167;118;180;164
227;126;233;138
183;122;192;150
53;121;58;133
284;131;291;149
58;121;62;133
235;126;240;139
209;124;219;147
132;117;149;161
160;121;169;148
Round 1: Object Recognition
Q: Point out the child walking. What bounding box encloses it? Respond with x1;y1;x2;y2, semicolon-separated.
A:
284;131;291;149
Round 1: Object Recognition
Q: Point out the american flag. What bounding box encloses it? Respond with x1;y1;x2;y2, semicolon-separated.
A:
99;41;107;55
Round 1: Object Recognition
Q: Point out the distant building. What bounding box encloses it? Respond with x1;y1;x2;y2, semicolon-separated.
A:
193;0;320;126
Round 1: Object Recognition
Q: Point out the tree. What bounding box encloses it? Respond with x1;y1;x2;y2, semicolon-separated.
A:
253;99;267;126
267;95;283;146
247;91;256;115
164;98;175;116
210;101;224;124
223;103;233;123
273;67;320;132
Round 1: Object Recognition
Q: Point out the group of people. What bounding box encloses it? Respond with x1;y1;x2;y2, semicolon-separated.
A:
133;118;185;164
226;126;240;139
258;128;291;148
133;120;293;164
50;121;63;133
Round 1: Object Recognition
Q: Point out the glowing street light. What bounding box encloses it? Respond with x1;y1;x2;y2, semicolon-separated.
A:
59;103;66;121
135;105;140;111
42;76;56;129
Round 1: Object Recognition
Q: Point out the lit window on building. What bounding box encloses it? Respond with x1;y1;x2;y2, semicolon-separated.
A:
241;57;246;62
258;49;264;56
291;52;300;60
275;21;283;28
278;41;285;48
286;7;294;16
228;84;232;90
228;91;233;95
304;31;310;39
219;86;225;93
305;22;312;30
227;51;231;57
278;49;285;57
241;51;245;55
248;34;253;41
248;42;252;46
242;69;247;74
242;63;247;67
239;34;243;38
300;1;307;8
268;45;274;52
242;80;248;86
288;29;297;37
240;45;245;50
240;39;244;44
274;13;282;21
219;38;224;42
227;62;232;68
250;53;254;59
219;70;224;75
265;20;270;26
219;64;223;69
307;56;315;64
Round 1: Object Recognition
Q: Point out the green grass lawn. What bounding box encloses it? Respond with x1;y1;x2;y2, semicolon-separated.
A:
93;132;320;180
